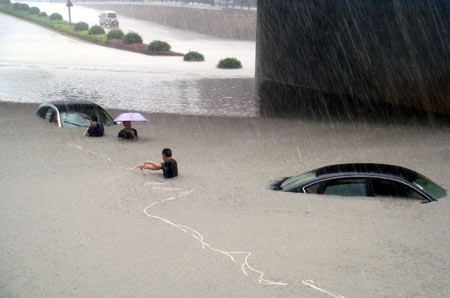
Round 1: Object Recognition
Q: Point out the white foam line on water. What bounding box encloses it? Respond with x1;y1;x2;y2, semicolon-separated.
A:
66;142;118;166
143;182;287;286
63;141;346;297
302;280;346;298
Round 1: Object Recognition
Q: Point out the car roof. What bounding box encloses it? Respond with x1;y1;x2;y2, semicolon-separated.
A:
101;10;116;14
314;163;418;182
39;101;106;112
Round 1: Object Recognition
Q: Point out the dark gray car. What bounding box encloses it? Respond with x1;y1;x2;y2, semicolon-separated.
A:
270;163;447;203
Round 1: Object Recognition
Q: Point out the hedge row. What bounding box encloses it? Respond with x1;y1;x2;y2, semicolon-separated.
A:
0;4;106;45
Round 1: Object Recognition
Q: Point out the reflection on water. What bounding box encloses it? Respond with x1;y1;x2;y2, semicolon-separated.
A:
0;65;256;117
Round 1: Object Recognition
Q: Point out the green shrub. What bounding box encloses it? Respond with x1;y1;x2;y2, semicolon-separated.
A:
49;13;62;21
88;25;105;35
217;57;242;69
74;22;89;31
184;51;204;62
13;3;29;11
107;29;124;40
29;7;40;15
39;11;47;17
147;40;171;52
122;32;142;45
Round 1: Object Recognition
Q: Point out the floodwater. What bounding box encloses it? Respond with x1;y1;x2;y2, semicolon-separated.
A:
1;3;450;298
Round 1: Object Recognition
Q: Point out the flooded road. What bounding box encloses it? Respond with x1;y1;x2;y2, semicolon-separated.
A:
1;103;449;298
0;64;256;116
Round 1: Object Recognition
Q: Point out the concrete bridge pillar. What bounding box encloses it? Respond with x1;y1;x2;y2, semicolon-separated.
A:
256;0;450;116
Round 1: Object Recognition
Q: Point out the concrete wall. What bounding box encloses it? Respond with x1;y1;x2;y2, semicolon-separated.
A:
256;0;450;116
83;3;256;40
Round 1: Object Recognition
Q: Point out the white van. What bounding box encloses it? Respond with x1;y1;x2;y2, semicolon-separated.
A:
99;11;119;28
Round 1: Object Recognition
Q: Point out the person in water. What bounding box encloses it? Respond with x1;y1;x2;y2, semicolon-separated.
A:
118;121;138;140
139;148;178;178
85;115;104;137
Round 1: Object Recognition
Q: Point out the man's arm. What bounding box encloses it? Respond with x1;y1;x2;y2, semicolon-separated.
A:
139;160;162;170
131;129;138;140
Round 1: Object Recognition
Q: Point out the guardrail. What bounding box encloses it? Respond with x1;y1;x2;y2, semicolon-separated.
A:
74;0;257;10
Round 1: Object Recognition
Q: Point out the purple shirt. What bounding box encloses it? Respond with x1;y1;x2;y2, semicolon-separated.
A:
87;122;104;137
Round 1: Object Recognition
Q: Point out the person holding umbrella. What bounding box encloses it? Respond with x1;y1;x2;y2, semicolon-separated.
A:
118;121;138;140
114;112;149;140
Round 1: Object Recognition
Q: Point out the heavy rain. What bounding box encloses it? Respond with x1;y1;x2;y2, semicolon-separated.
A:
0;1;449;297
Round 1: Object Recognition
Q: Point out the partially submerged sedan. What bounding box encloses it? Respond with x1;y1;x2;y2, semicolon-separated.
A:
270;163;447;203
36;101;116;127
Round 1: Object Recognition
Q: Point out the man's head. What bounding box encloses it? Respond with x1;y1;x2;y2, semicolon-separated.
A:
123;121;131;129
162;148;172;161
90;114;98;125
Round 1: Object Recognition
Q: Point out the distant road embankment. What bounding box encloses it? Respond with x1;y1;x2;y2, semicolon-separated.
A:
81;3;256;40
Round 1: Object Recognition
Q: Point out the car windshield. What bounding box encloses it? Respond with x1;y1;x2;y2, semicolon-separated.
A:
59;105;114;127
280;170;317;190
411;174;447;199
108;13;116;18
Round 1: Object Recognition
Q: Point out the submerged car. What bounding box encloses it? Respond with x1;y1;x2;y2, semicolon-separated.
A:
36;101;116;128
270;163;447;203
99;10;119;28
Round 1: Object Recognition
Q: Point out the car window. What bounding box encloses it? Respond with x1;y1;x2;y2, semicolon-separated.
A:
60;105;114;127
411;175;447;199
372;178;425;200
36;106;48;118
304;182;322;194
322;178;367;196
280;170;317;190
61;111;90;127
